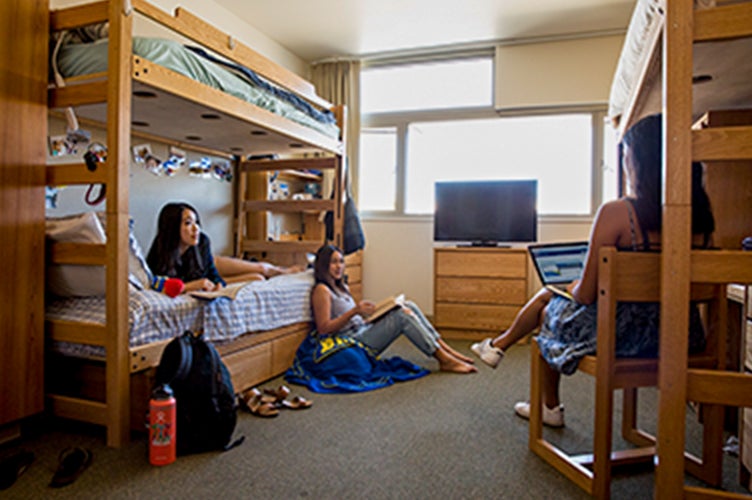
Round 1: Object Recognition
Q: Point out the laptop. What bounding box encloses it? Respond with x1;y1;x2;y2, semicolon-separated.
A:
527;241;589;300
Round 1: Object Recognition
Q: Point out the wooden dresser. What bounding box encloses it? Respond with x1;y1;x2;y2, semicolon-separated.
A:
433;246;529;340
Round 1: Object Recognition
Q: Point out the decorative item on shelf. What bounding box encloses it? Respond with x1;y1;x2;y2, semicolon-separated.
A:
291;193;313;201
743;236;752;251
269;179;289;200
304;182;321;198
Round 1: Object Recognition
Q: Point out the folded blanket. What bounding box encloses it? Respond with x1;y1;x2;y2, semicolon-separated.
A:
285;334;429;394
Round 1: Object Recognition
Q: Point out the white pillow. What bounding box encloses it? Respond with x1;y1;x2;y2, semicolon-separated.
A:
46;212;107;297
94;212;153;290
45;212;154;297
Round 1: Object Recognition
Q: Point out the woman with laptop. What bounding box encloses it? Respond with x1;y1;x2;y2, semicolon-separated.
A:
470;114;715;427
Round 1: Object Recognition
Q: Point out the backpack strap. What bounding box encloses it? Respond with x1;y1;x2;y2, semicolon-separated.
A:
171;331;194;383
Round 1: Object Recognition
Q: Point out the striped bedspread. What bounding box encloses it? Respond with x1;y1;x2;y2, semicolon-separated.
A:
47;270;315;359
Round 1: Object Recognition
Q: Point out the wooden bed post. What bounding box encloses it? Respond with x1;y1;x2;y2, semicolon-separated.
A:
655;0;695;496
105;0;133;448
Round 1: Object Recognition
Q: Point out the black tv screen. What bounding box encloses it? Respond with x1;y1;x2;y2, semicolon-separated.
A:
434;180;537;245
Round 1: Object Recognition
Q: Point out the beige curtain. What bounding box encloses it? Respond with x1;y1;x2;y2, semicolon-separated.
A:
310;60;361;200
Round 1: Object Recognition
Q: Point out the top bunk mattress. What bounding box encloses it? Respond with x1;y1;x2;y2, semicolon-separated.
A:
56;36;340;141
607;0;752;129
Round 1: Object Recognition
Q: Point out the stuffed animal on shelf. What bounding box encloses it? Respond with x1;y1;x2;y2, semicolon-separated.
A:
151;276;185;298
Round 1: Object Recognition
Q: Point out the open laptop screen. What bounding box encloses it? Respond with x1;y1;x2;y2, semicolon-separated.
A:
528;242;589;285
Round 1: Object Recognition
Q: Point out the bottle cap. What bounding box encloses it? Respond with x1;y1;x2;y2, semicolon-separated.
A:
152;384;173;400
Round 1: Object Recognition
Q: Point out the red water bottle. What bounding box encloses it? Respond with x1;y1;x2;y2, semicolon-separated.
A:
149;384;176;466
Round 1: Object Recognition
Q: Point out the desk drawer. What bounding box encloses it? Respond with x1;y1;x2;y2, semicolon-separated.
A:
435;277;527;305
435;250;527;278
434;303;520;331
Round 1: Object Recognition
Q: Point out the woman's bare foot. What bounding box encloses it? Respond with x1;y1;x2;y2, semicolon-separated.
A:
435;349;477;373
438;338;474;364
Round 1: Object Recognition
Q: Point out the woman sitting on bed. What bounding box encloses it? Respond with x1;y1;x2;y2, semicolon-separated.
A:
146;201;303;293
310;244;477;374
470;114;715;427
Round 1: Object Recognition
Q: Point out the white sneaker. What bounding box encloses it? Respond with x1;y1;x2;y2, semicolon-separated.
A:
470;338;504;368
514;401;565;428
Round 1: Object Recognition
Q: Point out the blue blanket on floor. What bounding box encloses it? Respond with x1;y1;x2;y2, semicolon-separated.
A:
285;334;429;393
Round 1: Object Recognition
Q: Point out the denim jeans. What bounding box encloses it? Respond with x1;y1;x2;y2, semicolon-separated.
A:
350;300;440;357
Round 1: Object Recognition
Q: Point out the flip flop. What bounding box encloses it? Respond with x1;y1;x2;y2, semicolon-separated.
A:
239;389;279;418
0;450;34;490
49;447;92;488
280;395;313;410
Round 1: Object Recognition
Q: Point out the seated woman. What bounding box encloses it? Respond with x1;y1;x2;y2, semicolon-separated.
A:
470;113;715;427
146;201;303;293
311;244;477;374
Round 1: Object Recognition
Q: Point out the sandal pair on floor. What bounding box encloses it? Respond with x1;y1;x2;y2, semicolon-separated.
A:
0;446;92;491
239;385;312;418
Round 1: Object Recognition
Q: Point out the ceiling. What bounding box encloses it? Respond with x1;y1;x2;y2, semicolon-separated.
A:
212;0;636;62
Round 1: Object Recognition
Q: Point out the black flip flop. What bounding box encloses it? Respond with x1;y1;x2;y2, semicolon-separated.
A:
49;447;92;488
0;450;34;490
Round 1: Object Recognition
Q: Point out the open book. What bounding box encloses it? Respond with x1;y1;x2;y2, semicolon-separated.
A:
365;293;405;323
189;281;249;301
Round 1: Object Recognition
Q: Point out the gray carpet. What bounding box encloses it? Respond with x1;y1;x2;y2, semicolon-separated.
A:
1;338;747;499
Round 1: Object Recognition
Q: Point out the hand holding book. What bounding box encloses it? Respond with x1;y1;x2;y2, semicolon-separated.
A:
365;293;405;323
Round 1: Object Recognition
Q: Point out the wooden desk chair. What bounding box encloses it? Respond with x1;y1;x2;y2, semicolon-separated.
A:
528;246;726;499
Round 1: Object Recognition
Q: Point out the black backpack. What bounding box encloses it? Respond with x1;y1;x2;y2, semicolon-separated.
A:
154;331;244;455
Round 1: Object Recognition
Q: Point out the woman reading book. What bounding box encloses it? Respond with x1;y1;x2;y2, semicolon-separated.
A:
147;202;303;293
309;244;476;374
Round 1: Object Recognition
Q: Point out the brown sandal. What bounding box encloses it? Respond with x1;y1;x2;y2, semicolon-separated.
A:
280;395;313;410
262;385;291;405
239;388;279;418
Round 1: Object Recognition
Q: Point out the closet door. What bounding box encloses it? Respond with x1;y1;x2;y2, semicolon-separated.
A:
0;0;46;429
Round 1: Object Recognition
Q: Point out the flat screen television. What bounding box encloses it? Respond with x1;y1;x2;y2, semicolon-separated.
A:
434;180;537;246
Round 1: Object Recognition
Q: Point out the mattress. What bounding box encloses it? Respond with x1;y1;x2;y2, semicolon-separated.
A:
56;37;340;140
47;270;315;359
607;0;752;128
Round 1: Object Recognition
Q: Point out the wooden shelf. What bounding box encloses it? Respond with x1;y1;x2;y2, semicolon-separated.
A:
241;199;333;213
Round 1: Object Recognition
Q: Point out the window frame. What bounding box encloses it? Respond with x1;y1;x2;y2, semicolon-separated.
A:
359;58;610;222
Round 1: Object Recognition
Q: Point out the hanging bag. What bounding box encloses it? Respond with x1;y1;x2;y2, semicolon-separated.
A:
325;161;365;255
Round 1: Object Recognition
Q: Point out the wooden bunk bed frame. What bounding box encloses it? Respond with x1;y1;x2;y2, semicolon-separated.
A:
46;0;346;448
610;0;752;497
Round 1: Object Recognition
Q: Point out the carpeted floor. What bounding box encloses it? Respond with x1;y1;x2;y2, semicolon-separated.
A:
1;338;748;499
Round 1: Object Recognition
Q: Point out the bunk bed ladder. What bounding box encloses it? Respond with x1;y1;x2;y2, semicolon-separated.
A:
47;0;133;448
656;1;752;497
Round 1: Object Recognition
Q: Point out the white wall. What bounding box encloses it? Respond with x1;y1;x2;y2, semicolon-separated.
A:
360;217;592;316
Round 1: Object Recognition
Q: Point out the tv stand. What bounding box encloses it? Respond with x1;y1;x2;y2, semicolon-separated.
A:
433;247;529;340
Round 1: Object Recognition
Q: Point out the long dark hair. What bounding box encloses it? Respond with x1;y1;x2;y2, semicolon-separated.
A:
313;244;349;296
620;114;714;243
147;202;202;276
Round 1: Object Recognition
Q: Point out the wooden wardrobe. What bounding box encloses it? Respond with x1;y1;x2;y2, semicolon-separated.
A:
0;0;47;438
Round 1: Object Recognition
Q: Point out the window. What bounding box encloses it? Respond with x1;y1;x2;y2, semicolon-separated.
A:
361;58;492;113
359;128;397;211
359;56;606;217
405;115;592;214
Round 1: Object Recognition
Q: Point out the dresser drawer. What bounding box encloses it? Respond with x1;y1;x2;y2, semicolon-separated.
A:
435;276;527;305
435;249;527;278
434;303;520;331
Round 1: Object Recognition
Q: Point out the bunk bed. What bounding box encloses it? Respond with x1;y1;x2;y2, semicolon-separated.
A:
608;0;752;497
46;0;346;447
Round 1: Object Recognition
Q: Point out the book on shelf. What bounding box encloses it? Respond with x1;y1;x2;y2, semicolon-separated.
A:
365;293;405;323
189;281;249;300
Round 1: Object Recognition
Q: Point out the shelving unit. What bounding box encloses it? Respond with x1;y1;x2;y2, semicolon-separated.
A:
236;156;343;266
